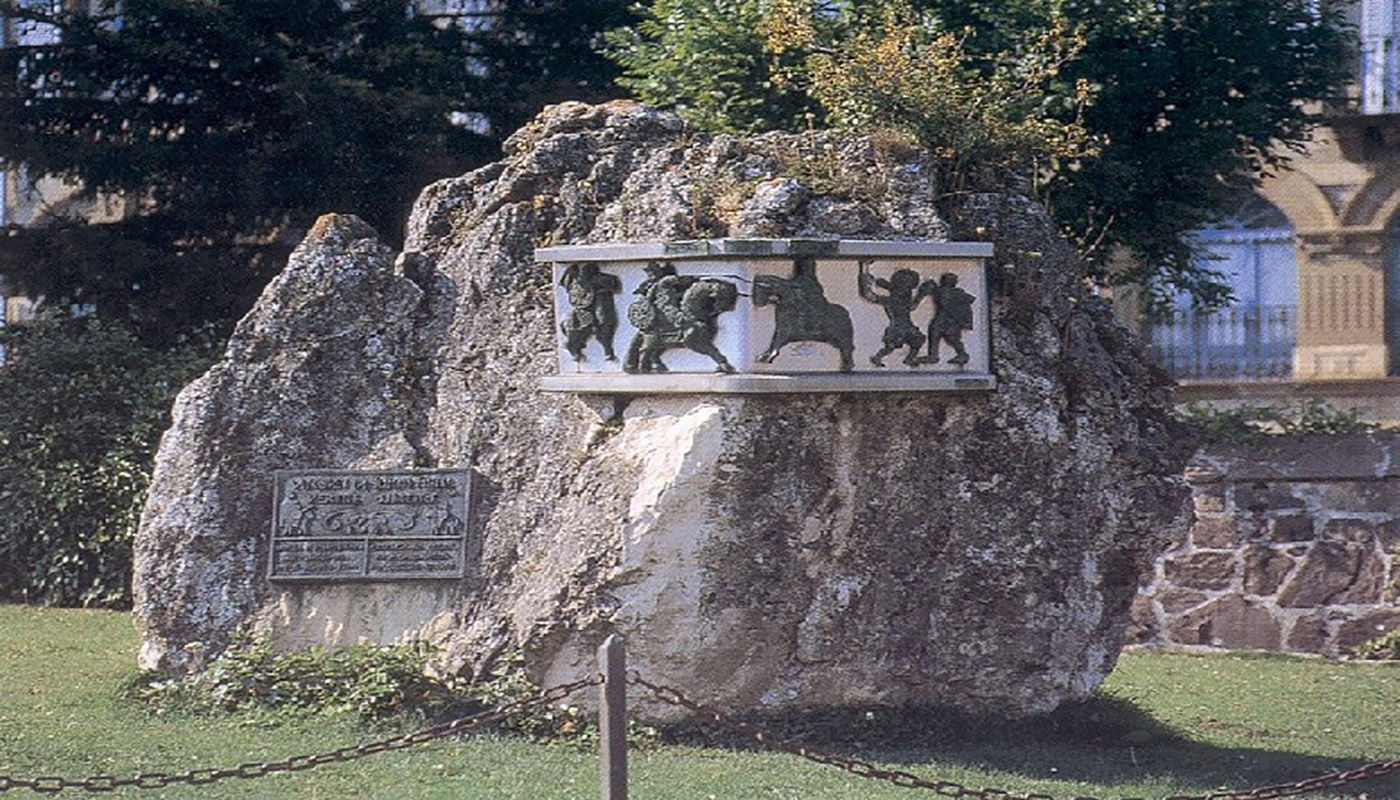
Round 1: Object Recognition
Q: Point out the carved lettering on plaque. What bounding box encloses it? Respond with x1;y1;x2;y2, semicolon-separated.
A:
269;469;470;582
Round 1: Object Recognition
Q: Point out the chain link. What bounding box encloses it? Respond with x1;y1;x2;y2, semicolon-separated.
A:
629;673;1400;800
5;669;1399;798
0;675;601;794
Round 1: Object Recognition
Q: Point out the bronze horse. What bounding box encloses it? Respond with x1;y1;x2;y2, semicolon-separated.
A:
624;266;739;373
752;257;854;372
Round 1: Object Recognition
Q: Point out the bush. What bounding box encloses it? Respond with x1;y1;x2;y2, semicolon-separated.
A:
128;639;597;740
1354;629;1400;661
608;0;1095;184
769;0;1097;180
0;315;217;607
130;638;458;721
1176;399;1393;445
606;0;822;134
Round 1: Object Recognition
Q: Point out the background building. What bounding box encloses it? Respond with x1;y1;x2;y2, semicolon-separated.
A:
1147;0;1400;425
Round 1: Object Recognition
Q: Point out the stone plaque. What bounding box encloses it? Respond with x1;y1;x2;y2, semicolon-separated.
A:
269;469;470;582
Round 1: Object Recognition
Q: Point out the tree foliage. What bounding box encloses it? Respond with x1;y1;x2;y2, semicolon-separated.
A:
607;0;822;133
768;0;1098;177
0;316;217;607
607;0;1351;309
0;0;630;340
478;1;636;132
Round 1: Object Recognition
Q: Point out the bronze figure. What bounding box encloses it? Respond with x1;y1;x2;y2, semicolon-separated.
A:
624;261;738;373
559;262;621;363
918;272;974;366
858;259;926;367
752;257;855;372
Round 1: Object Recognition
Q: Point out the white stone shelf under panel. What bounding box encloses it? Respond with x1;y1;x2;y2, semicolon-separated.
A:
541;372;997;394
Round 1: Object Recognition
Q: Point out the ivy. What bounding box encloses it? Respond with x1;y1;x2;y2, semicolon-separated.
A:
127;639;632;743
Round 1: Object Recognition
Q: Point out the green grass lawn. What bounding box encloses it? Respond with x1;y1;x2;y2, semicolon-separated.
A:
1;604;1397;799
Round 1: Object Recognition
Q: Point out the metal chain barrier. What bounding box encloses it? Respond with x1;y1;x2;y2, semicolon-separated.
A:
5;665;1399;798
0;676;601;795
629;673;1400;800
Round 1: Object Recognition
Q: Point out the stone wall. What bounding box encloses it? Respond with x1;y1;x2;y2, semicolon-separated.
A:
1132;434;1400;656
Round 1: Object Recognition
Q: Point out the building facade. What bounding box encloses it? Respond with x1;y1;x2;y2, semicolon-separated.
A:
1148;0;1400;425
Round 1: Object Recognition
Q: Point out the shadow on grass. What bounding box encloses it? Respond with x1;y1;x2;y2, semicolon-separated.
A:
654;694;1398;797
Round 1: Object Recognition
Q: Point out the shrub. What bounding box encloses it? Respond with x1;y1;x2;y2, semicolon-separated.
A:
1354;629;1400;661
0;315;217;607
130;637;457;721
606;0;822;134
128;639;598;740
609;0;1096;185
1176;399;1392;445
767;0;1097;181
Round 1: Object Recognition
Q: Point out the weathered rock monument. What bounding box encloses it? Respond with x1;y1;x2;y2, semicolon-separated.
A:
134;101;1192;718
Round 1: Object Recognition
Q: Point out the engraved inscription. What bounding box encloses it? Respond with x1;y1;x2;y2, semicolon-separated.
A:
273;539;367;576
270;469;470;581
368;539;464;575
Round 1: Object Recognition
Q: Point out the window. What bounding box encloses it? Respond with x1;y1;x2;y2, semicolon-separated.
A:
1151;197;1299;380
1385;213;1400;374
3;0;62;48
1361;0;1400;113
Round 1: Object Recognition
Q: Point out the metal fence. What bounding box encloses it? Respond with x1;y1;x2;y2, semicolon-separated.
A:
1149;304;1295;382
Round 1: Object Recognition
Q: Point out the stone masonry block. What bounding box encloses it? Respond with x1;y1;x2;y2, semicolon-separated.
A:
1375;519;1400;553
1233;482;1305;514
1157;586;1211;614
1321;517;1379;544
1164;551;1235;592
1242;546;1294;597
1312;481;1400;515
1276;542;1385;608
1168;596;1280;650
1191;516;1238;548
1284;613;1329;654
1126;595;1159;644
1268;514;1315;543
1193;489;1225;514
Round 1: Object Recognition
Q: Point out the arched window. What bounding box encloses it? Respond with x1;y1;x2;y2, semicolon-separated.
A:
1151;196;1298;380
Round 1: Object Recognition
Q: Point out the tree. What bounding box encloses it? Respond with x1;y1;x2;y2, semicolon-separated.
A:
607;0;1352;310
477;1;637;134
607;0;822;133
0;315;216;607
0;0;632;341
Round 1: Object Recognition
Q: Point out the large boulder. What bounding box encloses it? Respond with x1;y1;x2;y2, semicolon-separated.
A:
134;101;1192;718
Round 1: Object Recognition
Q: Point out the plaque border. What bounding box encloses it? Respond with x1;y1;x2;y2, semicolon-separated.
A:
268;468;471;583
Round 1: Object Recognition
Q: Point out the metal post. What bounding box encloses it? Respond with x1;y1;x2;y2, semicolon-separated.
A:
599;634;627;800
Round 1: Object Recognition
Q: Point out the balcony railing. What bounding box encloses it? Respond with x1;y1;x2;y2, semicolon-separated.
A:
1149;304;1295;381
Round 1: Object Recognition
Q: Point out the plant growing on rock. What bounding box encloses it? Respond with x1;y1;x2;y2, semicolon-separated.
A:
1354;629;1400;661
765;0;1098;181
128;638;607;742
